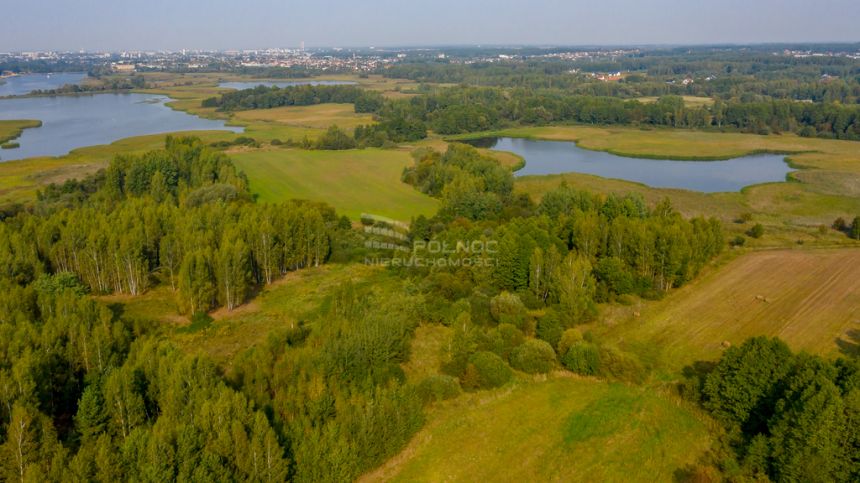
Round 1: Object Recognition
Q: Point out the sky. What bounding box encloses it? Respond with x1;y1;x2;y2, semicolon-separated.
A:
3;0;859;51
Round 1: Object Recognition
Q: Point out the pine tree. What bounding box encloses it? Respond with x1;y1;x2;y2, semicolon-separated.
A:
75;382;108;443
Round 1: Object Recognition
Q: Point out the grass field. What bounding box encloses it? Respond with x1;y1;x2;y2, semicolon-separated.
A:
600;248;860;369
233;103;375;131
232;148;438;220
363;376;715;482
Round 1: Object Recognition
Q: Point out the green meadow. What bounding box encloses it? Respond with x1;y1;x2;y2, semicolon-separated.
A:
231;148;438;220
364;377;715;482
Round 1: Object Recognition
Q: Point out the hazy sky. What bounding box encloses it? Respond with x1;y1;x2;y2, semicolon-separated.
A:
4;0;859;51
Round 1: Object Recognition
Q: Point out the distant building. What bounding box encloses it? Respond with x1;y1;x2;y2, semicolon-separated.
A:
112;63;136;73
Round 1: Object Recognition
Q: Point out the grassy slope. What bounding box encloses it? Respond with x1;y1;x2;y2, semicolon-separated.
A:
231;148;438;220
598;248;860;370
363;377;715;482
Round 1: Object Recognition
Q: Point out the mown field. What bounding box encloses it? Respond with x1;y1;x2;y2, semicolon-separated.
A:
231;147;438;220
599;248;860;369
363;377;715;482
233;103;375;131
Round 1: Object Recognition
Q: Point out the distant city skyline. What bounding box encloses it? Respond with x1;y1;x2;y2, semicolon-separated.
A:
3;0;860;51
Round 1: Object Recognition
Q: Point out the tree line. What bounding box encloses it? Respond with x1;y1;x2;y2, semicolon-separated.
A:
202;84;383;112
6;137;336;314
397;86;860;139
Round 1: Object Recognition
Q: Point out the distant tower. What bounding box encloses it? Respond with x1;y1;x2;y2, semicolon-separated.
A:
300;41;305;52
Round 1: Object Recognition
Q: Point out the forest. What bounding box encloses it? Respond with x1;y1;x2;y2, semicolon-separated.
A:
0;138;733;481
206;83;860;141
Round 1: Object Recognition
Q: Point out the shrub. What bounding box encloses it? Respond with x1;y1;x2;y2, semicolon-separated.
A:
510;339;556;374
465;351;512;389
557;328;584;356
833;217;848;232
489;291;528;329
416;375;462;403
730;235;746;247
798;126;817;137
598;345;646;383
561;342;600;375
315;125;357;150
536;309;564;348
495;323;525;360
747;223;764;239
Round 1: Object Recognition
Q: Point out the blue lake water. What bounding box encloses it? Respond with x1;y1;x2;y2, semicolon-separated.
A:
0;72;88;97
219;80;357;90
467;137;793;192
0;93;241;161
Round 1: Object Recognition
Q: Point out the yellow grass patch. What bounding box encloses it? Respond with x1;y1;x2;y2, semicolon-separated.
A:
233;103;375;131
362;377;715;482
605;248;860;367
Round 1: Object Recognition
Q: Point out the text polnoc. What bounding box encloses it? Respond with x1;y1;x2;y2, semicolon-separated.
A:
412;240;499;255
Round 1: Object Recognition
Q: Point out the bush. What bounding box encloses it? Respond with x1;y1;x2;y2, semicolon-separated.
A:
736;212;754;224
495;323;525;360
598;345;646;383
557;328;584;356
730;235;746;247
415;375;462;403
798;126;817;137
536;309;564;348
464;351;512;390
315;125;357;150
561;342;600;375
833;217;848;232
747;223;764;239
510;339;556;374
489;291;528;329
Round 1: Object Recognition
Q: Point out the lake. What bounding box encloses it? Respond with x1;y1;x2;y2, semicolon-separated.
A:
467;137;793;192
0;93;241;161
0;72;88;97
219;80;357;90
